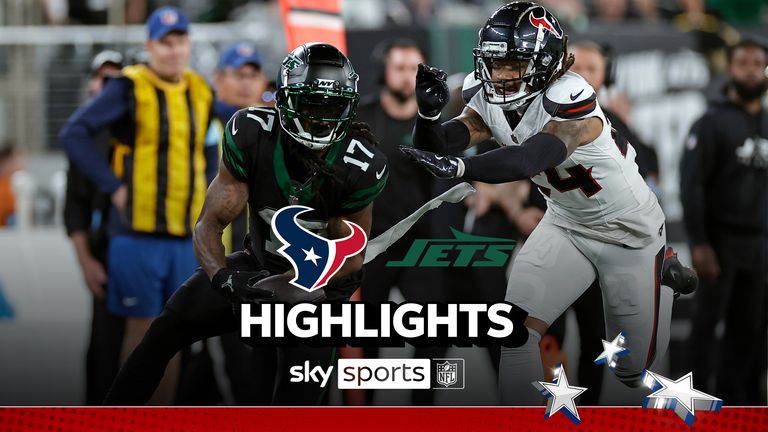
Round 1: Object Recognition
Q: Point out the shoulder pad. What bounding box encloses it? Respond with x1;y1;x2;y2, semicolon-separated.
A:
542;72;597;120
462;72;483;105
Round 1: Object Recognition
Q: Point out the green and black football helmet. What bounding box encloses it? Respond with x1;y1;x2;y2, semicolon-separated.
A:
473;1;566;110
276;43;360;150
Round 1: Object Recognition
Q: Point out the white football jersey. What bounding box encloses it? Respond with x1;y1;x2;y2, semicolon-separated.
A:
462;71;664;248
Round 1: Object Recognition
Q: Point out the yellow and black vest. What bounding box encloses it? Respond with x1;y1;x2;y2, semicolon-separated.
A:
112;64;213;237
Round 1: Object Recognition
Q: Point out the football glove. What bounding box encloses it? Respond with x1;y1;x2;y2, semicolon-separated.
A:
211;268;273;303
400;146;461;178
415;63;449;119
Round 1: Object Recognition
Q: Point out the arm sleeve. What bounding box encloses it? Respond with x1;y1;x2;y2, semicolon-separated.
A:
412;117;471;155
63;162;93;235
680;117;716;245
59;78;130;194
461;132;567;183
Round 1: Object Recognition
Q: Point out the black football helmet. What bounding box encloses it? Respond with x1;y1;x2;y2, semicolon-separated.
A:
473;1;566;110
276;43;360;150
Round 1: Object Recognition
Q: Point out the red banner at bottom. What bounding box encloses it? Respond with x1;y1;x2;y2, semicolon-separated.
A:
0;407;765;431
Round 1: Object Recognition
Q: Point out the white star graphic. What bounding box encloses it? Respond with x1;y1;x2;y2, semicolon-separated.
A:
642;370;722;426
302;247;322;266
594;331;629;370
532;365;588;425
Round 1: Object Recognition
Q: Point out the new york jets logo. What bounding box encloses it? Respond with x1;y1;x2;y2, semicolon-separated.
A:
282;53;304;72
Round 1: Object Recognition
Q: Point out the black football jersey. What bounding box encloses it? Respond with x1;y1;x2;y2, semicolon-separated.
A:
221;106;388;292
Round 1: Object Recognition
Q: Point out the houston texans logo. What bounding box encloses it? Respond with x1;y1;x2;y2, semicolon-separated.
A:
529;11;562;39
272;205;367;292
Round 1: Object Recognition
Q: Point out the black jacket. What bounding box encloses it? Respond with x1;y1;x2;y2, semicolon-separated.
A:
63;130;112;264
680;101;768;244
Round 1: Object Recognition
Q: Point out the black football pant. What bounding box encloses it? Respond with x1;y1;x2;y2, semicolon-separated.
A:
104;250;335;405
86;295;125;404
687;232;767;405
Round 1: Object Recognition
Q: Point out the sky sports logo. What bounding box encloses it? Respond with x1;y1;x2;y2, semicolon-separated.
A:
289;358;465;390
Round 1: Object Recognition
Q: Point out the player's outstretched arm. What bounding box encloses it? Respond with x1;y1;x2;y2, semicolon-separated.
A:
193;161;249;280
402;117;602;183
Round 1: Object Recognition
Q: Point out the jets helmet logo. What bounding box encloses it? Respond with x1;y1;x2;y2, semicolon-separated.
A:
529;10;562;39
272;205;367;292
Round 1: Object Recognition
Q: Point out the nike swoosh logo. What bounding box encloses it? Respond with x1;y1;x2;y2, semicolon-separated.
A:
122;297;139;307
376;165;387;180
231;116;238;135
569;89;584;101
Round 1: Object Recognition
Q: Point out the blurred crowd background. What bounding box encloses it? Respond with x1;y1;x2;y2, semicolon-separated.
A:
0;0;765;221
0;0;765;406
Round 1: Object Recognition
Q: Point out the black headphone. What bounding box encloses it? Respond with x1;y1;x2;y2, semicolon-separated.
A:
600;43;616;88
371;38;428;86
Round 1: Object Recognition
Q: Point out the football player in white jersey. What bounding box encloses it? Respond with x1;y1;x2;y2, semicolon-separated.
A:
401;1;697;405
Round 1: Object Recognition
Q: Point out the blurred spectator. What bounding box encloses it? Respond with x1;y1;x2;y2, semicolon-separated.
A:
571;41;660;184
59;7;215;404
0;144;23;227
64;49;126;404
126;0;256;24
681;38;768;405
540;0;588;29
707;0;768;26
356;38;447;405
583;0;659;22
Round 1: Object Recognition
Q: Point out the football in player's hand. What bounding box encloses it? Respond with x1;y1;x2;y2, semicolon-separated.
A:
252;274;327;304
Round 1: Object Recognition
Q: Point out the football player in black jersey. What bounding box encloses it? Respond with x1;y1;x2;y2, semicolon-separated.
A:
105;43;388;405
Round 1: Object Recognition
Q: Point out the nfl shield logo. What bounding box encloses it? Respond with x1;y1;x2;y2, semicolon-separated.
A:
436;361;457;387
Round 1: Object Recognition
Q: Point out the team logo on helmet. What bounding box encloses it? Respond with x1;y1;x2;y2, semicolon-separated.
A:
272;205;367;292
529;10;562;39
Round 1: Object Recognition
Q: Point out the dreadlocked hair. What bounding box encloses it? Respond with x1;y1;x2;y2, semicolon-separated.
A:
284;137;336;182
347;121;379;147
548;35;575;86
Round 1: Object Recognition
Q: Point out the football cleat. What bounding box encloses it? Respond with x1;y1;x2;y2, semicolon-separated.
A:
661;247;698;297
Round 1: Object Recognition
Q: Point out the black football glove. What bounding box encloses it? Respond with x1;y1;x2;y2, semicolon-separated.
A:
415;63;449;119
211;268;273;303
400;146;460;178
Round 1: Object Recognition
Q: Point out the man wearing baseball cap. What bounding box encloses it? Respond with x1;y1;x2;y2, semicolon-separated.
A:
60;6;215;404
